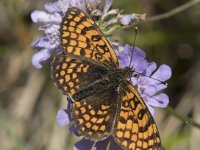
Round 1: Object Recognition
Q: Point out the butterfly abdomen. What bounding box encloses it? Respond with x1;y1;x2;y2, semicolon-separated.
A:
71;78;111;101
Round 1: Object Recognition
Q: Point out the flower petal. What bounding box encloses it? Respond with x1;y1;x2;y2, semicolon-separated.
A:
133;46;146;58
132;57;147;73
145;62;157;76
117;44;132;67
31;10;49;23
56;109;70;128
146;104;156;116
95;137;110;150
148;93;169;108
31;37;49;49
154;83;168;92
118;45;147;68
143;83;167;96
142;85;158;96
137;76;150;87
130;77;138;86
32;49;51;68
112;42;124;53
151;64;172;82
44;24;60;34
44;2;61;13
68;125;81;136
118;54;130;68
70;0;87;12
31;11;47;22
123;44;132;55
120;14;136;25
103;0;113;14
31;10;61;23
74;139;94;150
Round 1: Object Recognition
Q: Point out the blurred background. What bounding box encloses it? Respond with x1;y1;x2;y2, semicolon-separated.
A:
0;0;200;150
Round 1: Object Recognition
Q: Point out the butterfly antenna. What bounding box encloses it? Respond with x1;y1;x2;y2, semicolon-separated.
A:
128;27;138;68
128;27;166;85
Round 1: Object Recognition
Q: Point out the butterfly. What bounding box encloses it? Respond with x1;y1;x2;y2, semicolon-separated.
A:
52;7;161;150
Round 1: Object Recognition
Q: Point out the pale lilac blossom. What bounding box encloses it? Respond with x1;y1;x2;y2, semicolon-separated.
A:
31;0;140;68
117;45;172;115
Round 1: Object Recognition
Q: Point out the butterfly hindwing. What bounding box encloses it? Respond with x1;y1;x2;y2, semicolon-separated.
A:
113;81;161;150
72;87;119;141
60;7;119;66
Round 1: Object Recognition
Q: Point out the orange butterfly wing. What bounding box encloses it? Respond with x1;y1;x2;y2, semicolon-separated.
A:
113;82;161;150
72;87;119;141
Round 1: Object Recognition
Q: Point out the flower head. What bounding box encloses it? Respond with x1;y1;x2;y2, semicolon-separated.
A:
31;0;143;68
117;45;172;115
31;0;85;68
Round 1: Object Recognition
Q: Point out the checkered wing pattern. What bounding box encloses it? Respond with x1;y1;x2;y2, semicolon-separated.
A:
72;87;119;141
113;82;161;150
60;7;119;66
52;53;108;96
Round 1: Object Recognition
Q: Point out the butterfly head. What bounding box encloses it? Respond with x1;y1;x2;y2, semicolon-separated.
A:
123;67;135;79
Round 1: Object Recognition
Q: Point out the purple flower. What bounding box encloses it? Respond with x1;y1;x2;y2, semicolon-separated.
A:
31;0;89;68
117;44;172;115
56;109;70;128
31;0;142;68
135;64;171;115
119;14;136;25
117;44;147;72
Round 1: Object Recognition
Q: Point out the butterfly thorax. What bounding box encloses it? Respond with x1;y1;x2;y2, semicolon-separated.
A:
106;67;133;83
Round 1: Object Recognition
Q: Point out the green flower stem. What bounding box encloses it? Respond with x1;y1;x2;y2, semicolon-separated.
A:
166;106;200;129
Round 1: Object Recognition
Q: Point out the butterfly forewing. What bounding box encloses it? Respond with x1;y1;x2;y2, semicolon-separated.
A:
60;7;119;66
52;53;108;97
113;82;161;150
